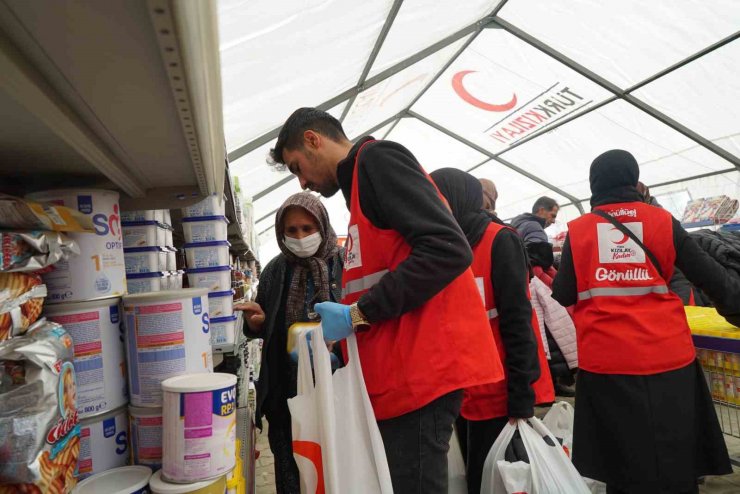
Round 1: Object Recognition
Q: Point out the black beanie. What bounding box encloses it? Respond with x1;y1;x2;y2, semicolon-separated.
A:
589;149;640;195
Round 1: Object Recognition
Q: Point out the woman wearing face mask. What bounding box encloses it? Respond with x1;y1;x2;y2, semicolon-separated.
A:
234;192;343;494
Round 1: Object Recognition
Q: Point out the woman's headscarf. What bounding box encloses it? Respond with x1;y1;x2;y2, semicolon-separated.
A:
275;192;339;326
430;168;491;247
589;149;644;208
479;178;498;212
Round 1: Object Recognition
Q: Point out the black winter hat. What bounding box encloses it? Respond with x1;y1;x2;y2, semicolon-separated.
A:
589;149;640;195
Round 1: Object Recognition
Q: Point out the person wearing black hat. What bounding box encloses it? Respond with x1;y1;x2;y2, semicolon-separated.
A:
552;150;740;493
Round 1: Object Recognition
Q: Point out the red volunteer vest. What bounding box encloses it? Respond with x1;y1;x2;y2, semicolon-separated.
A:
568;202;695;374
461;223;555;420
341;141;504;420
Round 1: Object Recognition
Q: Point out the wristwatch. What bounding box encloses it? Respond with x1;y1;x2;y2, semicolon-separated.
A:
349;302;370;329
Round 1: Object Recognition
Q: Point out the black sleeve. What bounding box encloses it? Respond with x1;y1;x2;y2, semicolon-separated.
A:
355;142;473;323
491;229;539;418
672;218;740;323
551;235;577;307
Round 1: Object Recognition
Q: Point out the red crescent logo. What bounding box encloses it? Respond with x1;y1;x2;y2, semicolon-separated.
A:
610;228;630;245
293;441;325;494
451;70;517;112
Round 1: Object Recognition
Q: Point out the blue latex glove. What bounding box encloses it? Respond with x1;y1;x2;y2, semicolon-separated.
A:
290;330;341;369
314;302;353;342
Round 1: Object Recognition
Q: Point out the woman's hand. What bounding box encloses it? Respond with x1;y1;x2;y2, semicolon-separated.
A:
234;301;266;332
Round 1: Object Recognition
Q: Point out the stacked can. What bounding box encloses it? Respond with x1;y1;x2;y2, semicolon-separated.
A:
30;189;131;480
122;209;182;294
123;288;214;472
181;195;236;353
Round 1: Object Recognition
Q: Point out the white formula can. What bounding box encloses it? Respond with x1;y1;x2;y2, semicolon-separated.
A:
207;290;234;319
73;465;152;494
162;373;237;483
210;315;238;353
183;242;231;269
181;194;226;218
129;406;163;470
44;298;128;418
181;216;229;244
123;289;213;407
186;266;232;292
26;189;126;303
77;406;130;479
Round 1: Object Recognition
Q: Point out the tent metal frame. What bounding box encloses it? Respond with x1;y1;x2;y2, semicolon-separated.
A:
228;2;740;236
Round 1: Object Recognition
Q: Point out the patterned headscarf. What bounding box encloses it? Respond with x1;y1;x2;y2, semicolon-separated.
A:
275;192;339;327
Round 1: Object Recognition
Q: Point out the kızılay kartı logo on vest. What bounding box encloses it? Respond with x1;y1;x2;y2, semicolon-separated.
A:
596;222;645;264
344;224;362;270
594;219;654;282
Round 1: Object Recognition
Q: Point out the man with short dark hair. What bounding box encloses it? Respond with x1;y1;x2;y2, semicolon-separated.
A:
511;196;559;245
512;197;575;397
270;107;503;493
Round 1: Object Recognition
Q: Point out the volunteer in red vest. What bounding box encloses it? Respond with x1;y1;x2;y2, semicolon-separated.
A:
270;108;503;493
431;168;554;494
552;149;740;493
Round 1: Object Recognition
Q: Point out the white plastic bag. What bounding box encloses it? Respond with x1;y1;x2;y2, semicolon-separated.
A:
480;419;590;494
448;425;467;494
542;401;574;458
497;461;532;494
480;421;518;494
519;417;590;494
288;326;393;494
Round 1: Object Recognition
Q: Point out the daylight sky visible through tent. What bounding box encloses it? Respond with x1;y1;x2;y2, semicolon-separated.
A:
219;0;740;262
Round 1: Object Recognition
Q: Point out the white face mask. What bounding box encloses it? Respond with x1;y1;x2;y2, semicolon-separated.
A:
284;231;322;258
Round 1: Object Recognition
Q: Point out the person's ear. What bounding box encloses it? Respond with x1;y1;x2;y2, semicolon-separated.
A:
304;130;321;150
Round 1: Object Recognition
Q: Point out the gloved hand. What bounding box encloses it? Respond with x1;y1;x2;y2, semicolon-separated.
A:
314;302;353;342
289;330;341;369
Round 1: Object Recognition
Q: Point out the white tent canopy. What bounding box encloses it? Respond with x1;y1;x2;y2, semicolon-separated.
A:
220;0;740;262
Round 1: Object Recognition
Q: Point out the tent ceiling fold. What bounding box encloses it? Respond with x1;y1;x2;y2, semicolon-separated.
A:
500;100;738;200
219;0;394;152
342;35;472;140
497;0;740;89
367;0;505;78
219;0;740;261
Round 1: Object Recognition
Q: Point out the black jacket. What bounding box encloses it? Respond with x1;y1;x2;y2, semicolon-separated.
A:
337;137;473;323
489;228;541;417
249;252;344;429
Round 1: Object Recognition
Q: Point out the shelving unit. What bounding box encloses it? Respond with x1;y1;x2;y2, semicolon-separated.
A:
0;0;224;209
0;0;258;489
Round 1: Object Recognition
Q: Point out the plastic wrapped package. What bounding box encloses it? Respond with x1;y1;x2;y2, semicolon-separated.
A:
0;194;92;232
0;273;47;342
1;231;79;273
0;320;80;493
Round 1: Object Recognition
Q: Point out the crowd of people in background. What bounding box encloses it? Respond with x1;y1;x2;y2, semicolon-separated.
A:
235;107;740;494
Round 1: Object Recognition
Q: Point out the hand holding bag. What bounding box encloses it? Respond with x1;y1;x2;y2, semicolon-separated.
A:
288;326;393;494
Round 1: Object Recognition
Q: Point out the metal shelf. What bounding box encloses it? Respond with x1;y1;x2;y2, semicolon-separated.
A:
0;0;225;208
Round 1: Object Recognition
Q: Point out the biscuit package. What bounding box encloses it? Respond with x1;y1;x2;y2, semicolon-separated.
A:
0;273;47;342
0;320;80;494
